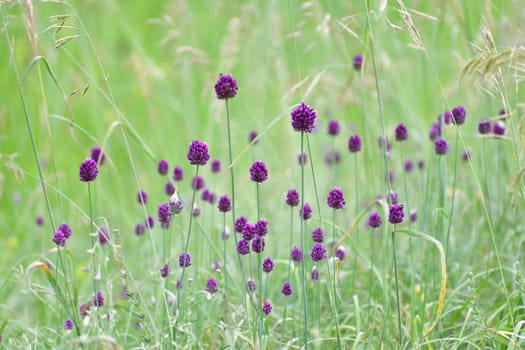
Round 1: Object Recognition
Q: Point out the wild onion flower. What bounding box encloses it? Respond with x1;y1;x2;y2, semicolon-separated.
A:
234;216;248;233
478;119;491;134
248;130;259;144
214;73;238;99
157;160;169;175
64;319;73;330
410;210;417;222
255;219;268;236
160;263;169;278
262;300;272;315
36;215;44;226
93;291;104;307
169;194;184;214
417;160;425;169
493;121;506;135
192;205;201;217
246;279;257;291
368;211;382;228
137;190;148;204
335;246;346;260
298;152;308;165
388;204;404;224
328;119;340;136
206;278;218;293
79;158;98;182
165;181;175;196
451;106;466;125
434;138;449;155
311;227;324;242
91;146;105;165
286;189;300;207
217;195;232;212
353;54;364;71
262;256;275;273
242;222;257;241
158;202;172;225
348;134;362;153
187;140;210;166
291;246;303;262
59;222;72;239
327;187;346;209
211;159;221;173
429;123;441;141
378;136;391;153
300;203;312;220
237;239;250;255
442;111;452;125
324;150;341;165
179;252;191;267
201;188;211;202
389;191;399;205
79;303;90;317
221;227;230;240
311;266;319;281
252;236;265;253
395;123;408;141
135;223;145;236
249;160;268;183
191;175;205;190
462;149;472;161
98;227;110;245
310;243;327;262
173;166;184;181
291;102;316;133
52;231;66;246
404;159;413;172
212;260;221;270
281;281;293;296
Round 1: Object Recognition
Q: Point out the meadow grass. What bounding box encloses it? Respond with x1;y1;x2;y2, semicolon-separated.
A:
1;0;525;348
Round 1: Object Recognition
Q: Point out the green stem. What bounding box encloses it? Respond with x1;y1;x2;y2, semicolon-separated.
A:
300;131;309;349
445;127;460;256
331;209;342;350
392;229;403;344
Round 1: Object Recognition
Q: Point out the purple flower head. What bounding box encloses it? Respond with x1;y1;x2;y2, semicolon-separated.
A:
311;266;319;281
378;136;392;153
348;134;362;153
286;189;300;207
327;187;346;209
94;291;104;307
429;123;441;141
137;190;148;205
291;102;317;133
169;194;184;214
395;123;408;141
135;223;145;236
335;246;346;260
179;252;191;268
98;227;110;245
434;138;449;155
478;119;491;134
249;160;268;183
410;210;417;222
59;222;72;239
64;319;74;330
214;73;238;99
389;170;395;184
291;246;303;262
160;263;169;278
298;152;308;165
255;219;268;236
252;236;265;253
208;191;217;204
248;130;259;144
462;149;472;161
157;160;169;176
281;281;293;296
90;146;105;165
262;300;272;315
493;121;506;136
211;159;221;173
191;175;205;191
176;280;183;290
206;278;218;293
192;204;201;217
212;260;221;270
165;181;175;196
79;158;98;182
353;54;364;71
217;195;232;212
310;243;327;262
158;202;172;225
52;231;66;246
36;215;44;226
312;227;324;242
262;256;274;273
300;202;312;220
388;204;404;224
237;239;250;255
404;159;413;172
201;188;211;202
451;105;466;125
173;166;184;181
247;279;257;291
368;211;382;228
80;303;90;317
417;159;425;170
443;111;452;125
234;216;248;233
389;191;399;205
324;150;341;165
328;119;340;136
187;140;210;166
242;222;257;241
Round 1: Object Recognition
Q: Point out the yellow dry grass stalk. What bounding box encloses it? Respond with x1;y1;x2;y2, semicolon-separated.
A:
19;0;38;53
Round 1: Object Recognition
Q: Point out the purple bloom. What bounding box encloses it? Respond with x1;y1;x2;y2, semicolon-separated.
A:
434;138;449;155
206;278;218;293
248;130;259;144
281;281;293;296
160;263;169;278
300;203;312;220
311;266;319;281
94;291;104;307
328;119;340;136
429;123;441;141
291;246;303;262
462;149;472;161
310;243;327;262
79;158;98;182
52;231;66;246
388;204;404;224
324;150;341;165
395;123;408;141
335;246;346;260
368;211;382;228
36;215;44;226
98;227;110;245
173;166;184;181
179;252;191;268
212;260;221;270
353;54;364;71
478;119;491;134
389;191;398;205
348;134;362;153
214;73;238;99
158;160;169;176
208;191;217;204
327;187;346;209
217;195;232;212
59;222;72;239
192;205;201;217
242;222;257;241
80;303;90;317
187;140;210;166
211;159;221;173
404;159;413;172
410;210;417;222
262;256;274;273
312;227;324;242
252;236;265;253
255;219;268;236
201;188;211;202
246;279;257;291
237;239;250;255
286;189;300;207
417;160;425;169
298;152;308;165
176;280;183;290
64;319;74;330
262;300;272;315
158;202;172;226
443;111;452;125
137;190;148;205
451;105;466;125
165;181;175;196
191;175;205;190
291;102;317;133
249;160;268;183
234;216;248;233
493;121;506;135
134;223;145;236
169;195;184;214
378;136;392;153
90;146;105;165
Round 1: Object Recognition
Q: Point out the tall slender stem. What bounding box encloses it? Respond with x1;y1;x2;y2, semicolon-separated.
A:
300;131;308;349
392;229;402;344
445;127;460;256
331;209;342;349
